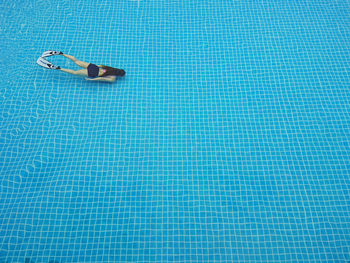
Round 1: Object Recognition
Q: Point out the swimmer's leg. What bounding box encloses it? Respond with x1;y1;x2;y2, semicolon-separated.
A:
59;68;88;76
61;54;90;69
74;69;88;76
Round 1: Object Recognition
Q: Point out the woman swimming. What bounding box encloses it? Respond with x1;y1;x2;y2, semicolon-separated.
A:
37;51;126;83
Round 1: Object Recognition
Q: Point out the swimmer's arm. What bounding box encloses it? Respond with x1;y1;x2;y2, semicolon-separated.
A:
85;76;116;82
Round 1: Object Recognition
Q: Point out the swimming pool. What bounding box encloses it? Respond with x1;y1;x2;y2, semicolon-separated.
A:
1;0;349;262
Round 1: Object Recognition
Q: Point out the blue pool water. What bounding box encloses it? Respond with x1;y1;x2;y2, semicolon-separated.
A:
1;0;349;262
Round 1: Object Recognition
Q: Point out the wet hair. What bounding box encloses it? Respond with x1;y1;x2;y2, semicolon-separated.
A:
100;65;125;77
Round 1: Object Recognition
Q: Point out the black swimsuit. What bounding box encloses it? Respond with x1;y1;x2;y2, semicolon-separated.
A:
87;64;100;78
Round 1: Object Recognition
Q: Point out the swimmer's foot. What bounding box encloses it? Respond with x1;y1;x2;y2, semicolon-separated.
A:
42;50;63;57
36;56;61;69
